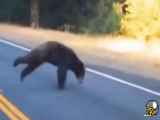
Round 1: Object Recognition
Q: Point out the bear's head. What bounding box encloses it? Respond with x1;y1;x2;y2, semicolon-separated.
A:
71;59;85;82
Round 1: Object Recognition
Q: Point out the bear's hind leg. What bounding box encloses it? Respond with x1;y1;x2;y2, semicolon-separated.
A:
13;56;27;67
20;64;39;82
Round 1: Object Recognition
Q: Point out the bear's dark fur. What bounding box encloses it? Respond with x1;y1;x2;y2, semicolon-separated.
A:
13;41;85;89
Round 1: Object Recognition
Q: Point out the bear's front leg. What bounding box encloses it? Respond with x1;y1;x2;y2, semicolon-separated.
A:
57;66;67;90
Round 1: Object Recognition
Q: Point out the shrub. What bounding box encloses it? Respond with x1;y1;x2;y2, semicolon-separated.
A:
120;0;160;39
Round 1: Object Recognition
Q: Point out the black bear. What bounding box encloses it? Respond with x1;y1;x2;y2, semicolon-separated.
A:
13;41;85;89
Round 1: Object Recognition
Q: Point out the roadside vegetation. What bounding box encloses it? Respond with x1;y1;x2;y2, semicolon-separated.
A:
0;0;160;40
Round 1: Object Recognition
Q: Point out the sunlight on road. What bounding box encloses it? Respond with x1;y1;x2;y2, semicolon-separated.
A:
100;39;146;53
99;38;160;60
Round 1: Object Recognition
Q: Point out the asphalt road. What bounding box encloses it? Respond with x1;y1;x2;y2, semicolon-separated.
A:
0;38;160;120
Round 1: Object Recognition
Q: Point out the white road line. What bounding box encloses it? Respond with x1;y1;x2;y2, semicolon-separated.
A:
0;38;160;97
87;68;160;96
0;39;30;52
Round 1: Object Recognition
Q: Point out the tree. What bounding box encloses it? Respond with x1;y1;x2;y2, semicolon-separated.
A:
30;0;39;28
0;0;121;33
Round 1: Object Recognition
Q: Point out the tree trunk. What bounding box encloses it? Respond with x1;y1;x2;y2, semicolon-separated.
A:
30;0;39;28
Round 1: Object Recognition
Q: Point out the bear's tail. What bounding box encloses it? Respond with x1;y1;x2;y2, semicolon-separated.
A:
13;56;26;67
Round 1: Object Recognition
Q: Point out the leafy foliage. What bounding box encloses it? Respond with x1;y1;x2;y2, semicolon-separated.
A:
79;0;121;33
0;0;30;25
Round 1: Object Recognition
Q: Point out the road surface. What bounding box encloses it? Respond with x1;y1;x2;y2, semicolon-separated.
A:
0;38;160;120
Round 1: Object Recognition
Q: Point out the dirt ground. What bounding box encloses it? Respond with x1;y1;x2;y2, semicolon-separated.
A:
0;23;160;80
